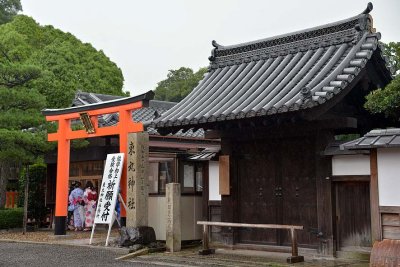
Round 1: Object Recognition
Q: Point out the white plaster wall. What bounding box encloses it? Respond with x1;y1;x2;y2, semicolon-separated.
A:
181;196;203;240
148;196;166;240
332;155;370;176
147;195;202;241
377;148;400;206
209;161;221;201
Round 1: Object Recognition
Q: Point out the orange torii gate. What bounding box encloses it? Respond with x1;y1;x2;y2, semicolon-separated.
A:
42;92;153;235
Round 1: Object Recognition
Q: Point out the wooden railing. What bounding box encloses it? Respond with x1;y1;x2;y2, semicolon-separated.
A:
197;221;304;263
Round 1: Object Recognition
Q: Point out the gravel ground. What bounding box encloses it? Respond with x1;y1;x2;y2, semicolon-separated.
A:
129;249;369;267
0;242;155;267
0;228;119;243
0;229;369;267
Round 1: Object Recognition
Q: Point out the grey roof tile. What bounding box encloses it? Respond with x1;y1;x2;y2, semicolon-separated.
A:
341;128;400;150
71;92;205;138
154;5;392;128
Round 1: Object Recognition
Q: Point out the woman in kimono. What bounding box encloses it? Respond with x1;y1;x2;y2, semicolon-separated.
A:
68;181;85;231
83;181;97;231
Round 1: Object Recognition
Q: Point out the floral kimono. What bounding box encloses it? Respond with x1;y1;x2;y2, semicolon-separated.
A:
83;188;97;228
69;187;84;229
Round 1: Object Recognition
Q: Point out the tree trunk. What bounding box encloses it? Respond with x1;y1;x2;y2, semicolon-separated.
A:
0;163;8;208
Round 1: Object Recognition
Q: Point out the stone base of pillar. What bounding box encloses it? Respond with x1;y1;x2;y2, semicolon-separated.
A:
287;256;304;263
54;216;66;235
120;217;126;227
198;249;215;255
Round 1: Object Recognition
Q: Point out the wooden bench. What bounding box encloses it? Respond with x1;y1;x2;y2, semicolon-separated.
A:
197;221;304;263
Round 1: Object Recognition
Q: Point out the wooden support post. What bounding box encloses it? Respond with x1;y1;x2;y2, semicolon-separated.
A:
287;228;304;263
199;224;215;255
291;228;298;256
370;149;381;242
203;225;208;250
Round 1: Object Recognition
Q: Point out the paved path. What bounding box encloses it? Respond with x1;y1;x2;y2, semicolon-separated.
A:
0;242;155;267
0;241;369;267
129;249;369;267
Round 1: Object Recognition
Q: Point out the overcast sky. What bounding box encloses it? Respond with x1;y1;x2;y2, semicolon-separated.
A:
20;0;400;96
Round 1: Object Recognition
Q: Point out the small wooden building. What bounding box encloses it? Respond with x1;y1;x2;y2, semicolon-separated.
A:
340;129;400;242
152;4;394;256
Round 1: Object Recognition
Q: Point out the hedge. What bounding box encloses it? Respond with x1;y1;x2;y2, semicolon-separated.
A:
0;208;23;229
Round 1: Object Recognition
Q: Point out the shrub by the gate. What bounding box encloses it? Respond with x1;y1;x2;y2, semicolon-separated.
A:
0;208;23;229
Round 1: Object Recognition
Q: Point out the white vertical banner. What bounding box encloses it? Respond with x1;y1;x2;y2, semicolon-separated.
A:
90;153;124;246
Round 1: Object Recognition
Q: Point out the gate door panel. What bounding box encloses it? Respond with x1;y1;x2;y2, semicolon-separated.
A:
238;151;278;245
335;181;371;250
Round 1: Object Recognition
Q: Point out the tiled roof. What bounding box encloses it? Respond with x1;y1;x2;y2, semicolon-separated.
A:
72;91;123;106
43;91;154;116
324;141;369;155
71;92;205;138
341;129;400;150
154;3;392;128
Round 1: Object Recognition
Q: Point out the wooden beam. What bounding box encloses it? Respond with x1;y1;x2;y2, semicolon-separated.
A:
204;130;221;139
44;102;143;121
370;149;381;242
331;175;370;182
219;117;357;140
380;206;400;213
197;221;303;230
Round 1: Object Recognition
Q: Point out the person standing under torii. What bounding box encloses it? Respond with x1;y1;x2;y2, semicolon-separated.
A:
83;181;97;231
69;181;85;231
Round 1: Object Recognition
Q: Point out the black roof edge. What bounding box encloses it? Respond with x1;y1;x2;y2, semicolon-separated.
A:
209;2;373;55
42;91;155;116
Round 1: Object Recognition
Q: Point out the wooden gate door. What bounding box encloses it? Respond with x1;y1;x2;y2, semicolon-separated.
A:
238;149;278;245
334;181;372;250
237;138;319;247
280;138;319;247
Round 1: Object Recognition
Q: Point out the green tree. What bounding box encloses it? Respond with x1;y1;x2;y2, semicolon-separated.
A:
0;14;127;207
154;67;207;102
0;13;48;207
2;15;127;108
364;75;400;118
0;74;48;209
382;42;400;75
0;0;21;25
364;42;400;119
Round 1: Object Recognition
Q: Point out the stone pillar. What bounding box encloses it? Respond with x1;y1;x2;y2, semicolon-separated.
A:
166;183;181;252
126;132;149;227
